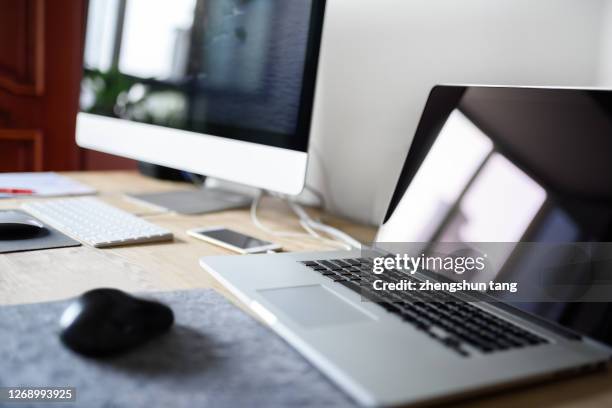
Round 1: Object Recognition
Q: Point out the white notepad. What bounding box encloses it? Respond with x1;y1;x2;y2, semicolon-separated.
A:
0;172;96;198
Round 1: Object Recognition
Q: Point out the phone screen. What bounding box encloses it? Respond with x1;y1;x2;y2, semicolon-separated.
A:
198;229;272;250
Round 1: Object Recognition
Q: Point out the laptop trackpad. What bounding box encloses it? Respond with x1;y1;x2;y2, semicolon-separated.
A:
258;285;372;328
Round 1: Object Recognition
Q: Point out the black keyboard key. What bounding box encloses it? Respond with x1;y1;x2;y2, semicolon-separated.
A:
525;336;545;345
442;337;462;349
413;318;431;330
360;288;384;303
338;280;362;293
401;313;418;323
318;260;339;269
379;302;402;314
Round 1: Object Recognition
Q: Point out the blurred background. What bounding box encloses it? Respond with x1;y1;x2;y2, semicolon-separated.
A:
1;0;612;225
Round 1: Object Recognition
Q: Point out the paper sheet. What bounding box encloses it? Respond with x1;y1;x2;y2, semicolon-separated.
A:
0;172;96;198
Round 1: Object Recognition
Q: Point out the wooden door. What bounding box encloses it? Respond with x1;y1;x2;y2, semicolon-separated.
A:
0;0;85;172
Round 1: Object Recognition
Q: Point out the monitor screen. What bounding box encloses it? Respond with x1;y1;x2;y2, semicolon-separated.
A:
80;0;325;152
378;86;612;345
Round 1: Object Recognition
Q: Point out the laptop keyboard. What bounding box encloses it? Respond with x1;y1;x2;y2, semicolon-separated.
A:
301;258;549;357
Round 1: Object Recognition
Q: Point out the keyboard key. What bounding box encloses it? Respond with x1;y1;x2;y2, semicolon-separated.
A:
334;259;352;268
317;260;337;269
338;280;362;293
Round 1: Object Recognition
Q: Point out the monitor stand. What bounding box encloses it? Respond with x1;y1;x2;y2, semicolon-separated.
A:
127;187;252;215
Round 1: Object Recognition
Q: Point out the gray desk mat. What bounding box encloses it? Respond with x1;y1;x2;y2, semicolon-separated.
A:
0;210;80;254
0;289;355;408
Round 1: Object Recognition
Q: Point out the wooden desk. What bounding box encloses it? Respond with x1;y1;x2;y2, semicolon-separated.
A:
1;171;611;408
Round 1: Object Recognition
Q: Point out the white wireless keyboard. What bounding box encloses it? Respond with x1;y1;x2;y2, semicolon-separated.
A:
22;197;174;248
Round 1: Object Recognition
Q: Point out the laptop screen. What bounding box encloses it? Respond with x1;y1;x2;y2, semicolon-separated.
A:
377;86;612;345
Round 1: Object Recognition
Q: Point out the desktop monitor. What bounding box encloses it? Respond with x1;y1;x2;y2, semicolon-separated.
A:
77;0;326;195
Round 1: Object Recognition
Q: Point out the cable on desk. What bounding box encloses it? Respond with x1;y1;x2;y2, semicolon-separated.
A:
250;190;359;250
303;184;326;208
286;198;362;249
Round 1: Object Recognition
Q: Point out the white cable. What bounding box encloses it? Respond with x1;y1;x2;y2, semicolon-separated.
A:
307;219;362;249
250;190;349;249
250;191;304;238
286;199;362;249
265;190;361;249
274;192;354;249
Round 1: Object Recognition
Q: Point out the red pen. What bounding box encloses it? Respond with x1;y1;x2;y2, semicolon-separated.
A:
0;188;35;195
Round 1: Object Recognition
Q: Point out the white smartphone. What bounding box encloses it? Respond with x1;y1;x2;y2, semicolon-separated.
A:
187;226;281;254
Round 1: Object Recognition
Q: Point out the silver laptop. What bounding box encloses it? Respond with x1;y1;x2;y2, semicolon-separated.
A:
200;86;612;406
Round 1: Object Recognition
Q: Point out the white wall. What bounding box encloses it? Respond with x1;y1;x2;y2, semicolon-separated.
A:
307;0;608;225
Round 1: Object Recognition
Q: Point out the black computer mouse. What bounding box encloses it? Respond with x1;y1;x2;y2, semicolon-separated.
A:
59;288;174;357
0;211;45;240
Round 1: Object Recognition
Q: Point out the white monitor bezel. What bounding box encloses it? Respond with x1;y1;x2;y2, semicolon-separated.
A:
76;112;308;195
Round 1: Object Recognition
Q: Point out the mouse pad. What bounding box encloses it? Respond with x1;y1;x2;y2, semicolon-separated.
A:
0;209;80;254
0;289;354;408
